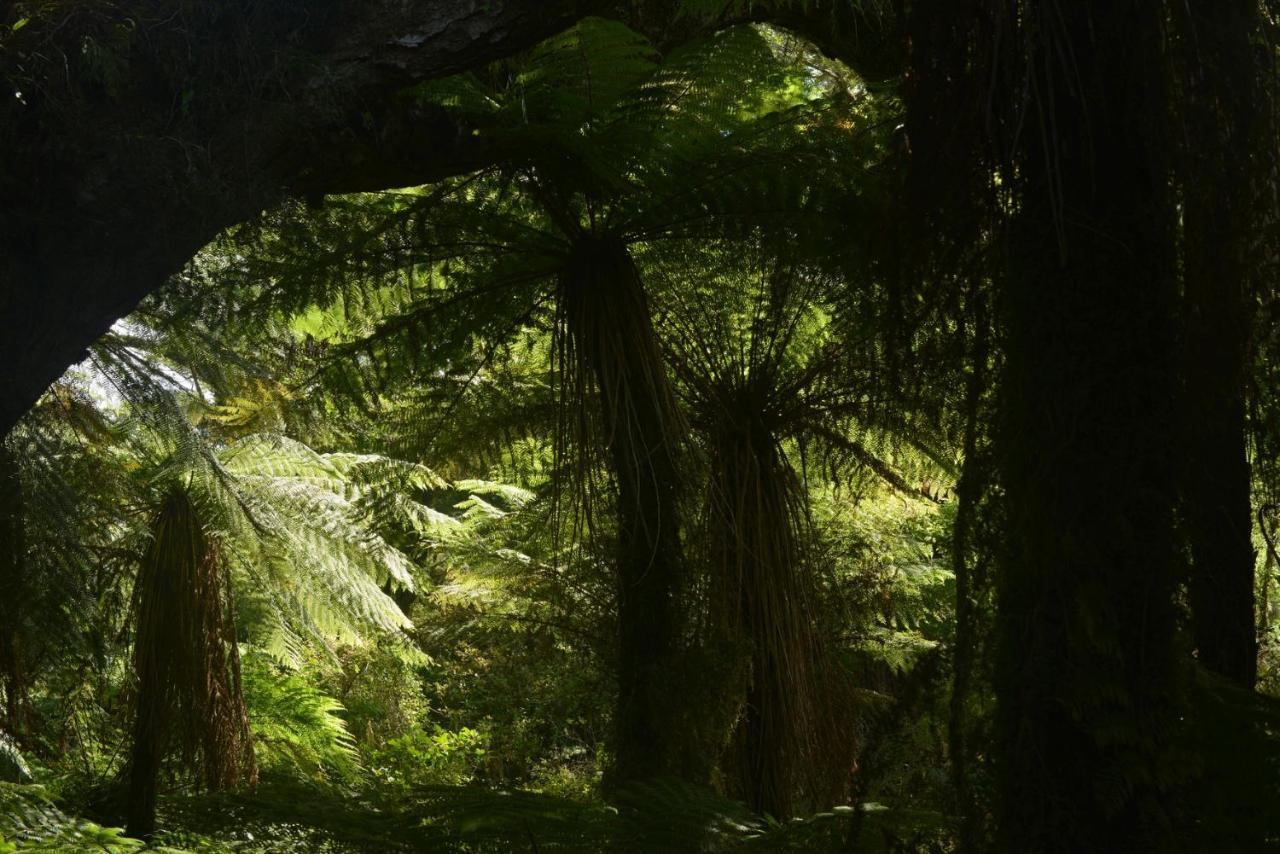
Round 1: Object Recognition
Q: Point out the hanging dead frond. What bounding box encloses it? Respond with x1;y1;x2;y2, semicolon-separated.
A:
701;365;857;818
556;234;701;783
126;487;255;839
657;247;872;817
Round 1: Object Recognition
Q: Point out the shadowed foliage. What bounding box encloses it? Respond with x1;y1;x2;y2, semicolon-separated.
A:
3;3;1280;853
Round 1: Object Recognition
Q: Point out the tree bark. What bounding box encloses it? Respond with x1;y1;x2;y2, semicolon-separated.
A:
0;443;25;739
126;489;254;840
0;1;603;437
995;2;1184;850
948;279;988;852
1176;0;1261;690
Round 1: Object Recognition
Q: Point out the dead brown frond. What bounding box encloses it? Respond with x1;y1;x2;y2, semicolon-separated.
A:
700;368;857;818
126;487;255;839
661;254;858;817
555;233;699;783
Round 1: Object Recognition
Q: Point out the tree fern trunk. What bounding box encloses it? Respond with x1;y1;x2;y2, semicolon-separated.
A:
1176;0;1261;690
707;411;850;819
995;2;1185;849
126;488;255;840
560;236;691;784
715;417;806;818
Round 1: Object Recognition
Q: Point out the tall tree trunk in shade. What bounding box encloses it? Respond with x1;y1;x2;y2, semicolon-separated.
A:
994;2;1185;850
1177;0;1261;690
559;235;691;784
0;443;26;739
948;281;989;853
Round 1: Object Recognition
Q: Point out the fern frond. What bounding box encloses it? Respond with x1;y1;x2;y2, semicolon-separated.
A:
240;650;360;782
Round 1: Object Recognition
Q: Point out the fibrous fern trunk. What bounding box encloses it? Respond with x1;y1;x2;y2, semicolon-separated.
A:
706;401;851;818
559;235;691;784
126;488;255;840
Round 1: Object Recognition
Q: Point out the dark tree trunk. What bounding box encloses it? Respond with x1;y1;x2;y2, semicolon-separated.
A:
995;2;1184;850
560;236;690;784
712;414;807;819
710;422;842;820
0;443;26;739
1181;206;1257;688
948;281;989;852
126;698;164;840
1176;0;1261;690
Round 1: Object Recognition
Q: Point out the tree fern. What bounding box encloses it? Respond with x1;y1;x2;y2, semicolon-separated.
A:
126;486;255;839
192;23;899;787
